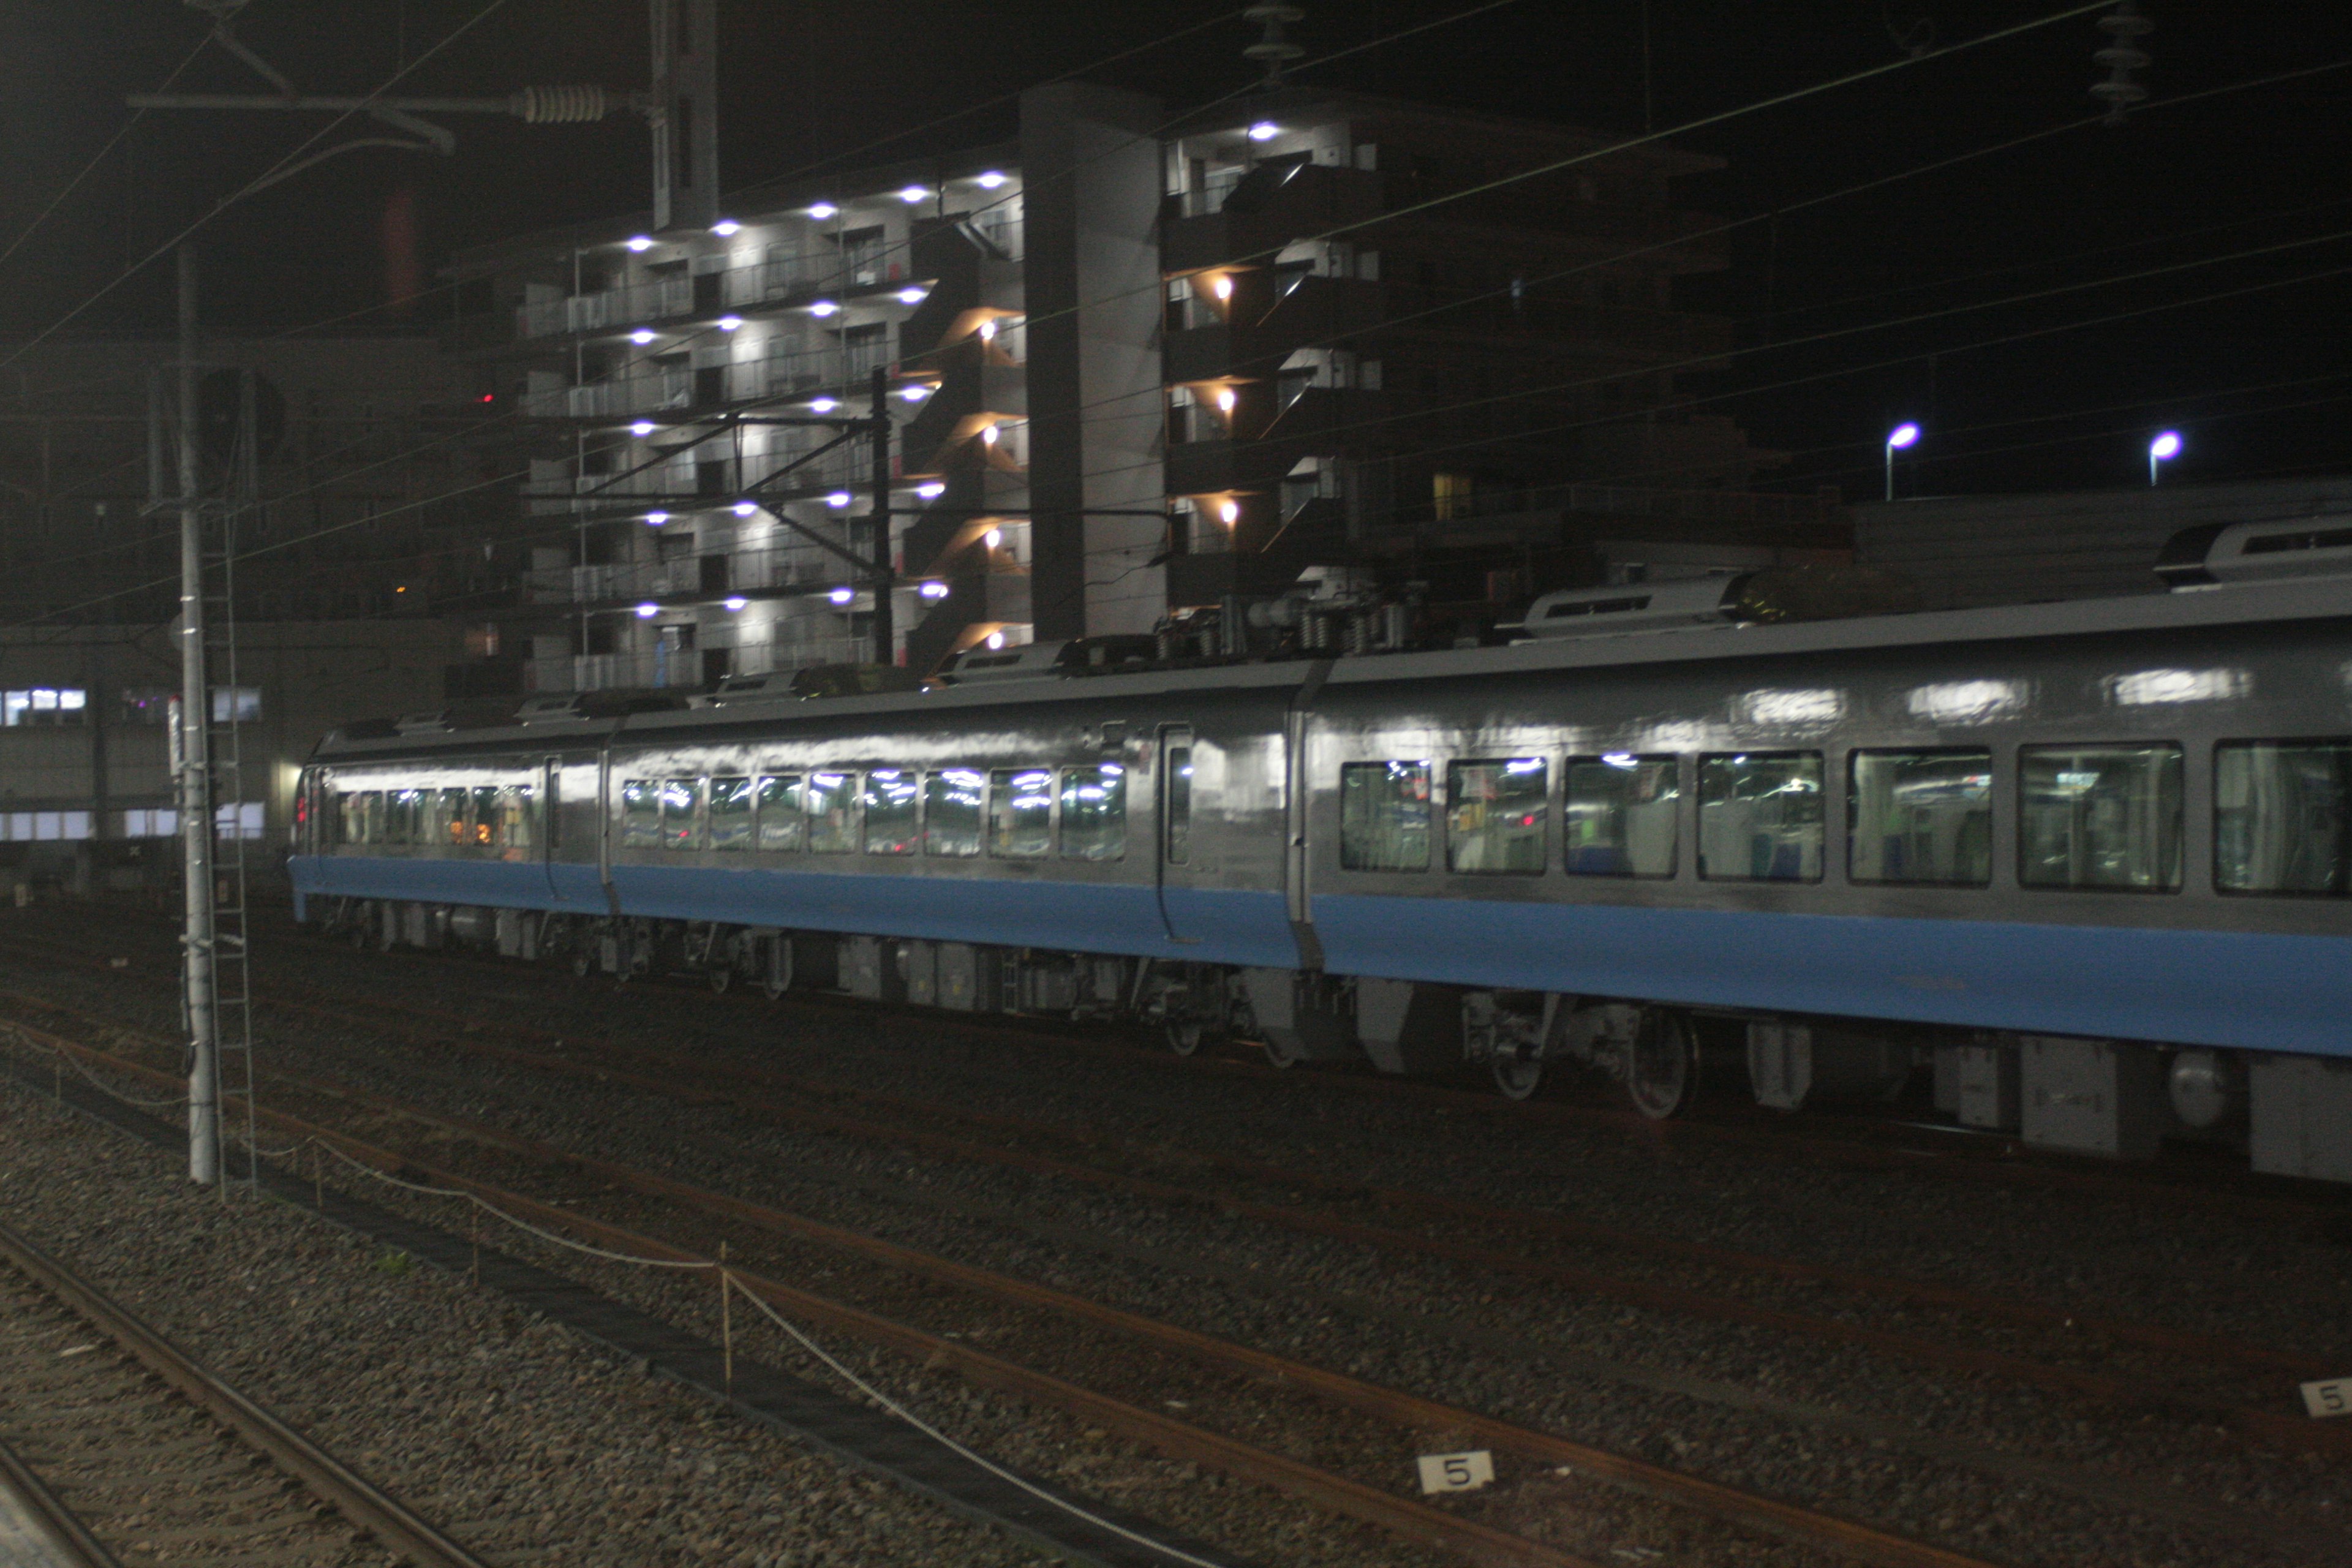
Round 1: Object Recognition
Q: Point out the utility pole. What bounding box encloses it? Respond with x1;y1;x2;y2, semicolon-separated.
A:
176;247;221;1188
867;366;895;666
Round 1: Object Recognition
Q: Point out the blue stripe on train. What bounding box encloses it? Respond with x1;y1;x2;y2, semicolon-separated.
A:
287;856;1298;970
1311;892;2352;1058
290;856;2347;1056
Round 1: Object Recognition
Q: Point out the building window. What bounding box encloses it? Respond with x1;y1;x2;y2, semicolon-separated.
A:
1431;473;1473;522
120;808;178;838
2;688;87;727
119;689;174;726
212;687;262;724
213;802;265;842
2;811;92;841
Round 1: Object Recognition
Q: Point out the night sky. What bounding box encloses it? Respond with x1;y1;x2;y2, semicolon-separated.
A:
4;2;2349;502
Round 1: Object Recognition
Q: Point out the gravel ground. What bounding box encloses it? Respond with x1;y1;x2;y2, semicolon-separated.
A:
8;905;2352;1568
0;1080;1058;1568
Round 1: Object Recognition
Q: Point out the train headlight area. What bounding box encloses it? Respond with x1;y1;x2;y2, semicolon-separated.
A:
289;522;2352;1186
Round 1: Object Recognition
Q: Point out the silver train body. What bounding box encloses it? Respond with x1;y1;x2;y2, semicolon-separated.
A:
292;537;2352;1184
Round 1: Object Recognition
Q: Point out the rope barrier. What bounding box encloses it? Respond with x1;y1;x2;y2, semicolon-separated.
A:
0;1018;1229;1568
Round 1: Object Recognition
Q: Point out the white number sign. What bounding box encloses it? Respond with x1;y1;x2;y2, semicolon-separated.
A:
1415;1450;1494;1494
2302;1377;2352;1419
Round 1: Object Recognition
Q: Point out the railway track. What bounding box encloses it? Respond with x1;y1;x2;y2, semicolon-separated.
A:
4;905;2341;1227
4;909;2348;1562
1;1009;2015;1568
0;1213;487;1568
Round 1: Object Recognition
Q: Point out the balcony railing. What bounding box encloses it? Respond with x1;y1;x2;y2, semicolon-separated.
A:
512;247;917;339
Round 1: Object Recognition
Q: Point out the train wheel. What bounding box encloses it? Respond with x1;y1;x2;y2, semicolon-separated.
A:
708;965;733;994
1491;1054;1544;1101
1625;1010;1696;1120
760;937;792;1001
1263;1036;1302;1070
569;943;594;980
1166;1020;1205;1057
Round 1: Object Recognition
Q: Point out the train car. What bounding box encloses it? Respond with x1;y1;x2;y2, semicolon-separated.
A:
290;520;2352;1184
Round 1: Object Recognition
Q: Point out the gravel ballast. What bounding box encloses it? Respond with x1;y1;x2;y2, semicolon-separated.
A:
0;1080;1052;1568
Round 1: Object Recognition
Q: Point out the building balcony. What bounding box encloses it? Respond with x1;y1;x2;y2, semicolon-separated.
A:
1162;162;1384;273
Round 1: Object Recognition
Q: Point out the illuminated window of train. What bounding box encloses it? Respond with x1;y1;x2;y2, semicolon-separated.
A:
1848;750;1991;886
989;768;1053;858
355;791;384;845
500;785;536;850
805;771;858;853
2018;745;2182;891
1340;761;1430;870
473;785;502;846
390;788;426;846
439;788;470;847
620;779;661;848
863;769;919;854
1164;731;1194;865
1698;753;1823;882
709;775;753;850
755;774;803;851
660;777;703;850
924;769;984;857
1060;764;1126;861
333;793;353;846
2216;741;2352;895
1564;755;1679;877
1447;759;1548;874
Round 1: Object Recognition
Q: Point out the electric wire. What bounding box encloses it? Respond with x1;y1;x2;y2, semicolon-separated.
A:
0;0;518;372
0;33;213;277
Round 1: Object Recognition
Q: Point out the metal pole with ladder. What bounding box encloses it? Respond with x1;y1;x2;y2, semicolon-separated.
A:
173;246;221;1189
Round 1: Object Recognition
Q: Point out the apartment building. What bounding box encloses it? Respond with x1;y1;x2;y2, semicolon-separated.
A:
446;81;1785;687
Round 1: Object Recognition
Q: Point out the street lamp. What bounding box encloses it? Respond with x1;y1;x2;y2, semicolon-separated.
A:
2149;430;2182;487
1883;422;1921;502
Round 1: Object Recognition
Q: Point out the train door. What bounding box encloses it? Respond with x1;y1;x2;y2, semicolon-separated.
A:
1155;723;1198;944
540;755;561;898
543;751;603;909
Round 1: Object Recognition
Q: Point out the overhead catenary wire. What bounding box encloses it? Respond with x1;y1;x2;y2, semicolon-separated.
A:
0;0;518;372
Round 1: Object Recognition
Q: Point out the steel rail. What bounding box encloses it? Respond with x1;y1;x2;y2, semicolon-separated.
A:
1;978;2335;1461
0;1434;122;1568
197;988;2346;1457
0;1023;1597;1568
0;1216;491;1568
311;986;2328;1379
252;1057;2028;1568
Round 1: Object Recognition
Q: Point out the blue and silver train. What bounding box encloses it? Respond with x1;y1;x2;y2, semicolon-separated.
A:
291;519;2352;1184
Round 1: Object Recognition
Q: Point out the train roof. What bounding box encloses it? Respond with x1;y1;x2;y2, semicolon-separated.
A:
311;573;2352;761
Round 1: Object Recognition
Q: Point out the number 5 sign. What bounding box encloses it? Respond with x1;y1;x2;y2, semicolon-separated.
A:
2302;1377;2352;1418
1416;1450;1495;1493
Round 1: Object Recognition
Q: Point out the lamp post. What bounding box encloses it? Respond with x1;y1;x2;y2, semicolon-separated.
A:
2149;429;2182;487
1883;422;1920;502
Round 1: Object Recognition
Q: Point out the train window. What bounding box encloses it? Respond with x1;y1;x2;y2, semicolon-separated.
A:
1164;732;1194;866
924;769;984;857
473;785;501;847
1698;753;1823;882
1447;759;1548;874
620;779;661;848
333;792;353;846
1060;764;1126;861
1849;750;1992;886
863;769;919;854
989;768;1054;858
390;788;425;846
1564;755;1679;877
439;787;470;846
1340;762;1430;871
2217;741;2352;895
755;774;803;851
805;771;858;853
354;791;384;845
499;786;536;851
709;775;753;850
660;777;703;850
2019;745;2182;892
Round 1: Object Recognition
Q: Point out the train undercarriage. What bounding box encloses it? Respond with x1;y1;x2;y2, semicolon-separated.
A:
312;895;2352;1184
